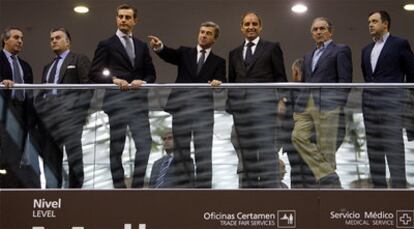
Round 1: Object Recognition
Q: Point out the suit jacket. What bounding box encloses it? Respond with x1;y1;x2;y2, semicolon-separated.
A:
227;38;287;112
156;46;226;114
0;50;34;150
0;50;33;97
90;35;156;83
361;34;414;128
295;42;352;112
0;50;39;187
362;35;414;83
32;52;93;187
149;155;193;188
89;35;156;114
42;51;90;84
37;51;92;109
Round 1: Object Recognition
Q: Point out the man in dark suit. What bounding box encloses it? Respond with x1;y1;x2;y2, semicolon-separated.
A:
149;131;194;188
361;10;414;188
292;17;352;188
89;4;156;188
0;27;39;188
227;12;287;188
148;21;225;188
34;27;91;188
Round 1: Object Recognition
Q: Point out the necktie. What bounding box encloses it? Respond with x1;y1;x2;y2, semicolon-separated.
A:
123;35;135;67
197;49;206;75
11;55;24;101
245;42;255;64
312;46;325;72
155;155;173;188
48;56;61;83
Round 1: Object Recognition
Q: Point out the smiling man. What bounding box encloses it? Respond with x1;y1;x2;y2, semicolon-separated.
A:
227;12;287;188
89;4;156;188
148;21;226;188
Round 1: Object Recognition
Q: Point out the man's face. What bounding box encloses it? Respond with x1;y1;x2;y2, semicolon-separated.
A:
198;26;216;49
116;9;137;34
311;19;332;46
241;13;262;41
162;132;174;152
50;31;70;55
368;13;387;38
4;29;23;55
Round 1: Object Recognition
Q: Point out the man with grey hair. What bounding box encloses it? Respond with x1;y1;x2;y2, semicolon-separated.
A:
0;27;38;188
148;21;226;188
292;17;352;188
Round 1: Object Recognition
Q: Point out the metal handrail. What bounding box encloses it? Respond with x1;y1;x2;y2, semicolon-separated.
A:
1;83;414;89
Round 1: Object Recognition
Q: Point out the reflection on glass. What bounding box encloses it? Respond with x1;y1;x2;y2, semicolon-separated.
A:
0;87;413;189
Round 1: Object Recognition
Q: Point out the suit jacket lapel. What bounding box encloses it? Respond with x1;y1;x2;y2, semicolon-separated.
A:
113;35;133;69
246;39;264;73
0;51;13;80
236;45;247;72
373;35;393;75
42;63;51;83
312;42;335;74
191;48;198;76
364;42;375;76
132;37;141;69
304;52;313;81
198;50;216;77
57;52;74;83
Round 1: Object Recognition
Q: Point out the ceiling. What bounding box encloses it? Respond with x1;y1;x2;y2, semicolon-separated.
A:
1;0;413;83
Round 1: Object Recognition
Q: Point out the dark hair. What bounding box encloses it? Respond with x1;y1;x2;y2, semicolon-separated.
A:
311;17;334;33
369;10;391;30
1;26;22;48
240;12;262;26
200;21;220;39
50;27;71;42
117;4;138;19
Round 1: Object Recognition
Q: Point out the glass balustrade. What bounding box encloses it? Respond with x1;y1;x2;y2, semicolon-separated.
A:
0;84;413;189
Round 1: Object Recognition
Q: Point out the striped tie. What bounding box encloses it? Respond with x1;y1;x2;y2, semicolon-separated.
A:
155;155;173;188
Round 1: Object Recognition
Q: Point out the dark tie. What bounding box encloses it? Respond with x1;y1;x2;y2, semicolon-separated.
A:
197;49;206;75
11;55;24;101
155;155;173;188
48;56;61;83
123;35;135;67
245;42;255;64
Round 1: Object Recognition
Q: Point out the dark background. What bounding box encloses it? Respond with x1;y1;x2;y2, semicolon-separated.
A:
0;0;413;83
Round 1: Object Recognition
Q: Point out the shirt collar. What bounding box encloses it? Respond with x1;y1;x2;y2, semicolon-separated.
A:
57;50;70;59
3;49;15;59
197;45;211;55
373;32;390;43
244;36;260;47
116;29;132;39
316;39;332;49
